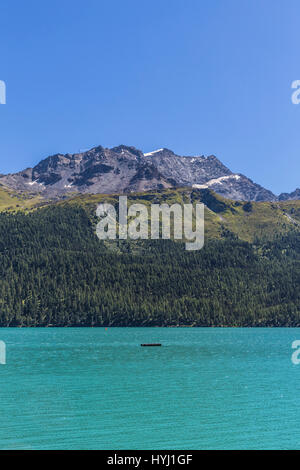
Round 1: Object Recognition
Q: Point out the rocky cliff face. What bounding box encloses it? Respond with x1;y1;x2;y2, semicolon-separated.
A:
278;188;300;201
0;145;280;201
192;174;276;201
0;146;176;197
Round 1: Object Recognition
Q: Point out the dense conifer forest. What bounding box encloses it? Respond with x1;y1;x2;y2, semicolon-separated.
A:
0;204;299;327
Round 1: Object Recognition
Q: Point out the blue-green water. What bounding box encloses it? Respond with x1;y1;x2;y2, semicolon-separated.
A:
0;327;300;450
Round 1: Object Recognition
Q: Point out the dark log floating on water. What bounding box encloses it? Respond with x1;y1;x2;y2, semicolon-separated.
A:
141;343;162;347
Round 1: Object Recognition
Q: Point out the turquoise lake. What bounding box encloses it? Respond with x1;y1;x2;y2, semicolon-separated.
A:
0;327;300;450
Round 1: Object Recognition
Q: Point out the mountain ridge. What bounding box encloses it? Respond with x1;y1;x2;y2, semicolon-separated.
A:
0;144;298;202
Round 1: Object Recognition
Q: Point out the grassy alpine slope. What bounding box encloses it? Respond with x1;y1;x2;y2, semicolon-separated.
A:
0;187;300;326
0;184;43;212
1;184;300;242
51;187;300;243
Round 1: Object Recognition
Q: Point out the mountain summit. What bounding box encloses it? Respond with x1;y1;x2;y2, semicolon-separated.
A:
0;145;280;201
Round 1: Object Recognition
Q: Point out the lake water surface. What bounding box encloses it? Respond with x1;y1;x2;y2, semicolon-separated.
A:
0;327;299;449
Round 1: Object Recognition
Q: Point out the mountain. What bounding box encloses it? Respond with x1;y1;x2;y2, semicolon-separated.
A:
192;174;276;201
0;145;279;201
1;187;300;327
279;188;300;201
0;146;176;197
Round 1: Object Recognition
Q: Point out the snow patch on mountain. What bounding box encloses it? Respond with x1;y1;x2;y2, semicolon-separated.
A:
193;174;241;189
144;149;164;156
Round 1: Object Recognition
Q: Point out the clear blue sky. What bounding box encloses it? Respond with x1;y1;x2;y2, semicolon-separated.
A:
0;0;299;195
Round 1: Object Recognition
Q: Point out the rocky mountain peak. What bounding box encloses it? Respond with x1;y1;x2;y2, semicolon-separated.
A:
278;188;300;201
0;144;284;202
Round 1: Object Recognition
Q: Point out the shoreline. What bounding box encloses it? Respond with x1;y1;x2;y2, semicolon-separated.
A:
0;324;299;328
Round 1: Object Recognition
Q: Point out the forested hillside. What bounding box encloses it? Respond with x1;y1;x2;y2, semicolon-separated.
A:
0;203;300;327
